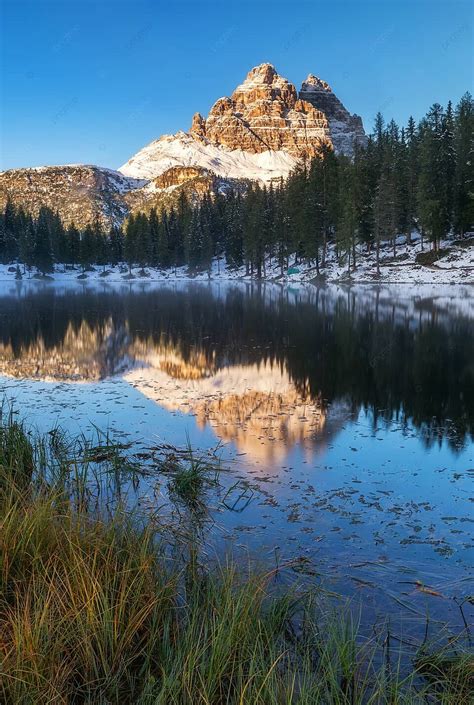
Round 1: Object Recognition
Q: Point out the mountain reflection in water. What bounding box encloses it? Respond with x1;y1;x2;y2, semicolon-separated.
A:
0;282;472;455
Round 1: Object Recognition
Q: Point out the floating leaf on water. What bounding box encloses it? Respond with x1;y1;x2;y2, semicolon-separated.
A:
415;580;443;598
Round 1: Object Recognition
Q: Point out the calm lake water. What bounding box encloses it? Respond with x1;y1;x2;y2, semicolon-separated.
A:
1;279;473;640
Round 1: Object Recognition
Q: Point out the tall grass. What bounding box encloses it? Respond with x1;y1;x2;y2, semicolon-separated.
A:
0;417;471;704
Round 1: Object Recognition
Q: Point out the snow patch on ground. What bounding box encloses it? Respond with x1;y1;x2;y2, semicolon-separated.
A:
264;237;474;285
0;236;474;294
96;168;148;193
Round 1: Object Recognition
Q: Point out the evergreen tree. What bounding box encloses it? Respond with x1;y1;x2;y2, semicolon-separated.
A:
185;207;202;270
374;161;397;274
89;217;106;266
305;156;325;272
175;191;190;267
442;101;456;232
1;199;18;263
453;93;474;236
95;225;109;272
242;184;267;276
134;213;151;269
124;214;137;273
352;142;373;255
337;158;357;272
224;192;244;269
66;223;80;267
108;225;123;265
50;210;66;265
33;207;54;274
405;116;419;243
284;164;307;267
199;198;214;274
148;208;160;266
167;208;182;271
156;211;170;269
79;224;95;271
417;105;449;249
373;112;387;178
19;214;36;273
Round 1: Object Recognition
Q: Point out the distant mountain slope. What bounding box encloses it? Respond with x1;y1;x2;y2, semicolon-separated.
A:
0;165;145;228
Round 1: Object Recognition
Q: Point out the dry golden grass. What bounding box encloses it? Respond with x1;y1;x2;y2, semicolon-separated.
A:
0;416;471;704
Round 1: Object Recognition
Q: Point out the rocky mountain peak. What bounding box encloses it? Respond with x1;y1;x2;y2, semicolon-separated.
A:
301;74;332;93
230;63;296;104
1;63;367;227
299;73;366;155
189;63;330;158
240;62;279;85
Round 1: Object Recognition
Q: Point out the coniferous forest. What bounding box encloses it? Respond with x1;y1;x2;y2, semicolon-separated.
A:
1;95;472;276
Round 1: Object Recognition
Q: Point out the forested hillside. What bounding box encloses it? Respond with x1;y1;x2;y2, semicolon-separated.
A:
1;94;472;277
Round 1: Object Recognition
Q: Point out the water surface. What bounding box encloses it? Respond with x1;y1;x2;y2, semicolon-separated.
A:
1;279;473;638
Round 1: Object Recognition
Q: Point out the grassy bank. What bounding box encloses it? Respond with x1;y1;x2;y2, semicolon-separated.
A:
0;415;472;704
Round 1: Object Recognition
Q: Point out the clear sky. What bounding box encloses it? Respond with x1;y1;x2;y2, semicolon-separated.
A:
1;0;472;171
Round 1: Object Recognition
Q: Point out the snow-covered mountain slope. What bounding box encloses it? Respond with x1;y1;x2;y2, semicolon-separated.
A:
119;131;298;183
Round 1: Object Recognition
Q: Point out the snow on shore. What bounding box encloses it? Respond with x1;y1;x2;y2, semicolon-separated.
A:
1;235;472;287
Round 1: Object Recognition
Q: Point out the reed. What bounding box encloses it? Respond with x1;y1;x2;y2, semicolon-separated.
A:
0;416;471;704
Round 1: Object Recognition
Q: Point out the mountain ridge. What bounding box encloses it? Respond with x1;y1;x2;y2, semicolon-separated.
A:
0;63;366;227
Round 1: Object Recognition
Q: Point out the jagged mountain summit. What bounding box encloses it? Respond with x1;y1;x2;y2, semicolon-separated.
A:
299;75;366;155
119;63;350;183
0;63;366;226
189;63;330;156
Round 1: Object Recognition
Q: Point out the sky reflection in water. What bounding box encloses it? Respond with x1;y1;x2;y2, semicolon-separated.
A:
0;280;472;635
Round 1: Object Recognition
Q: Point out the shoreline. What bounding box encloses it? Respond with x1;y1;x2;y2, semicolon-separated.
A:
1;266;473;286
1;236;472;286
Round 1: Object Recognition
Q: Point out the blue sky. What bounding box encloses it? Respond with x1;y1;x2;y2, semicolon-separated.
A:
1;0;472;171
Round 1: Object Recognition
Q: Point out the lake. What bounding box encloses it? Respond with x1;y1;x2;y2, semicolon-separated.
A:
1;279;473;641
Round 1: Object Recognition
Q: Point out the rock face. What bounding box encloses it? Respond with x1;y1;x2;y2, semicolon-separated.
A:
120;63;365;188
124;165;244;217
152;166;207;189
189;63;331;157
0;165;145;228
1;63;366;226
299;75;366;155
